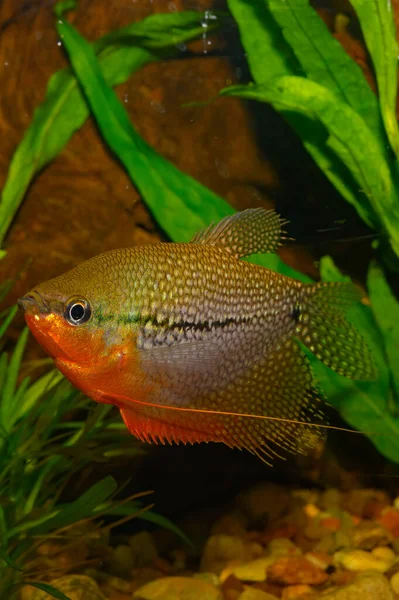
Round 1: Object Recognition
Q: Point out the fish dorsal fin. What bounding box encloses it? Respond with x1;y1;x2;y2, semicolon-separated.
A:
190;208;287;258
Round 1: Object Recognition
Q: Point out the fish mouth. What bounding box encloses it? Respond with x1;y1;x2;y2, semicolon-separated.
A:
18;290;51;315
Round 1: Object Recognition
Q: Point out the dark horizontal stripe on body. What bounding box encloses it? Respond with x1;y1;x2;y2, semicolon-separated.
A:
93;308;253;331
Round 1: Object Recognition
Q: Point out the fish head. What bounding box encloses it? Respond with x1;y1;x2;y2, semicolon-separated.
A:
18;250;141;402
18;286;97;365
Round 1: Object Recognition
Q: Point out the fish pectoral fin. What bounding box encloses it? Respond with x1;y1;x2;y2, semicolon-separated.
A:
190;208;287;258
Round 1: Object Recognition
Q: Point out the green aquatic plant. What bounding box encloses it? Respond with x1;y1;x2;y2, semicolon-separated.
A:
0;0;398;536
223;0;399;263
0;283;190;600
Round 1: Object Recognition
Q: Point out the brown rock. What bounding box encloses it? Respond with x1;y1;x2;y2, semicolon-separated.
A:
221;558;274;583
107;591;131;600
268;557;329;586
281;584;317;599
238;588;279;599
343;490;391;518
129;531;158;567
235;484;290;525
220;574;244;597
111;544;135;577
319;571;393;600
252;582;284;596
200;534;253;575
131;567;165;593
132;576;223;599
350;521;393;550
211;511;248;537
333;549;394;573
224;590;242;600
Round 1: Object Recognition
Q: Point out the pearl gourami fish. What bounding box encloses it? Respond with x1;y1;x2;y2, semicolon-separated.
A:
18;209;375;462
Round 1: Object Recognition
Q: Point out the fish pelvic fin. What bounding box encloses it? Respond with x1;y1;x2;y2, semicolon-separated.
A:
190;208;287;258
296;281;377;381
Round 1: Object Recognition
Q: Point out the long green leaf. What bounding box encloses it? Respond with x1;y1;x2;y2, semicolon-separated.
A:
22;582;71;600
264;0;383;139
54;1;233;241
0;11;218;247
1;328;29;429
227;0;300;81
221;79;399;257
367;260;399;405
349;0;399;159
0;306;17;340
0;547;23;571
29;475;117;534
226;0;377;229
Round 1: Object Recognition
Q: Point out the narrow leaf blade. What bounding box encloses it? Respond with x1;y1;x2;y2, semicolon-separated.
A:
350;0;399;158
22;582;71;600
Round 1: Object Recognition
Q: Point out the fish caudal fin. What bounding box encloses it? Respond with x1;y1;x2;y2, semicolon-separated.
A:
297;282;376;381
190;208;287;258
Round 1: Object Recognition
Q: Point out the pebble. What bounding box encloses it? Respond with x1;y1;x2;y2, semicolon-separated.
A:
379;509;399;538
389;570;399;593
221;557;274;583
372;546;396;563
235;483;290;524
268;556;329;585
281;584;317;599
344;490;390;518
351;521;393;550
132;576;223;599
320;489;341;511
238;588;279;599
225;591;242;600
333;549;393;573
129;531;158;567
211;511;248;537
319;571;394;599
201;534;253;575
111;544;135;577
268;538;301;557
305;551;331;570
193;572;220;587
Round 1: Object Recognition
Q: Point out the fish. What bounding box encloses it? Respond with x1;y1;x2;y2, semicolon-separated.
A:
18;208;376;463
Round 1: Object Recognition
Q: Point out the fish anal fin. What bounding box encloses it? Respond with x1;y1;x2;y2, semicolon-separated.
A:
119;405;228;446
190;208;287;258
119;338;327;465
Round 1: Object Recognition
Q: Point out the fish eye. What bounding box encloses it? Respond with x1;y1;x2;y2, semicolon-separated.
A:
64;297;92;326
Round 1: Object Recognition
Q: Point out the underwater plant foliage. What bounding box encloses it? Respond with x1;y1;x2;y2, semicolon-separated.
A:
47;1;399;462
0;282;190;599
225;0;399;264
